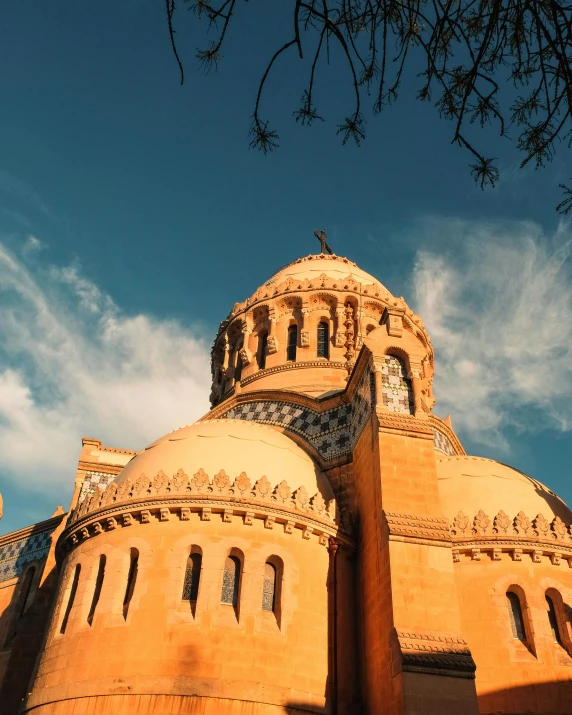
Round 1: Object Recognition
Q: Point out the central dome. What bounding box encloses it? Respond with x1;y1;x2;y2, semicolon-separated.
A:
263;254;386;292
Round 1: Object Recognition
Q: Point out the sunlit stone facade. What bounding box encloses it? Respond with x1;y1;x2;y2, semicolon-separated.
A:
1;253;572;715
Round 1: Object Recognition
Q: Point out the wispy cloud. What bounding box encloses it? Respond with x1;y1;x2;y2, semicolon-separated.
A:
0;242;211;496
0;171;56;219
411;218;572;448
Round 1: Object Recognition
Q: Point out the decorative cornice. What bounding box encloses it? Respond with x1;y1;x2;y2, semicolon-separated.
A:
77;461;125;475
81;437;137;455
383;511;452;546
376;411;434;440
450;509;572;566
57;497;352;563
239;360;351;388
394;628;476;679
59;468;352;559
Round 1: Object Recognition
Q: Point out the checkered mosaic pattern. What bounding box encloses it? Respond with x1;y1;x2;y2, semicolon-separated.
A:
434;429;457;456
223;368;374;461
0;528;55;583
79;471;116;503
380;355;414;415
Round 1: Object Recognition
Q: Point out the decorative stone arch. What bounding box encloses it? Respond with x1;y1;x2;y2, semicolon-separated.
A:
374;349;415;415
491;575;538;658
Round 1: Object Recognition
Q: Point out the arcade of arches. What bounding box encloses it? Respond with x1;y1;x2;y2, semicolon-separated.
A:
1;252;571;715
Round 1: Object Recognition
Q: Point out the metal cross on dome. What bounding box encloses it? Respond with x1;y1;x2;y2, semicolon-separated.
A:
314;228;333;255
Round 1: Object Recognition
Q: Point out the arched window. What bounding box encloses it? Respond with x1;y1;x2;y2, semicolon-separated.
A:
257;332;268;370
221;555;241;607
123;549;138;619
546;595;563;644
87;555;106;626
262;562;277;612
234;351;243;382
182;552;202;604
506;591;527;642
317;321;329;358
380;354;414;414
287;325;297;362
60;564;81;634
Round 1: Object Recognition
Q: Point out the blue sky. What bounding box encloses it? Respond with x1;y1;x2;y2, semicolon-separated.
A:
0;2;571;535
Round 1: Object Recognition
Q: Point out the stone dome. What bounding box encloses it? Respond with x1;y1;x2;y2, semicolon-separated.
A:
436;455;572;522
263;254;387;292
115;418;333;500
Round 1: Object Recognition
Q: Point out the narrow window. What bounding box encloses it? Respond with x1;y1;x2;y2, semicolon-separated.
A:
60;564;81;634
258;332;268;370
317;322;329;358
287;325;297;362
123;549;139;619
182;552;202;604
234;352;243;382
262;562;277;613
87;555;106;626
221;555;241;607
506;591;527;642
546;595;562;644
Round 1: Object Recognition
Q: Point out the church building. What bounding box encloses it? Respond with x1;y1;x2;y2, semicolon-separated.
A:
1;249;571;714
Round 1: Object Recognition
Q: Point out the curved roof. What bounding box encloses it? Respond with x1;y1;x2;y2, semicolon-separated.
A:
436;456;572;522
264;254;387;292
115;419;333;500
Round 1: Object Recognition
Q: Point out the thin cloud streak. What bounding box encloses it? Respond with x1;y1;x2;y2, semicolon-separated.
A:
0;242;211;495
412;218;572;448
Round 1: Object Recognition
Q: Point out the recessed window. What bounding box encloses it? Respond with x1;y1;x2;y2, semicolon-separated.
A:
287;325;297;362
234;352;243;382
506;591;527;642
546;595;563;644
61;564;81;634
182;552;202;604
221;555;241;607
258;332;268;370
317;322;329;358
87;555;106;626
262;562;277;612
123;549;139;619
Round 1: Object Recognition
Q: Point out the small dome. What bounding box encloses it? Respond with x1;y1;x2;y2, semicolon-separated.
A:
115;419;333;500
436;455;572;522
264;254;387;292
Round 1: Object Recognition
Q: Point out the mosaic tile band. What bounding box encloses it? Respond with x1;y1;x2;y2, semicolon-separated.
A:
222;368;375;462
0;529;55;583
380;355;415;415
79;471;116;503
434;429;457;457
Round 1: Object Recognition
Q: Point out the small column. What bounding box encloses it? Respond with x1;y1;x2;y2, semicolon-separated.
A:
267;307;278;354
335;307;346;347
408;367;424;417
300;300;311;348
373;363;387;411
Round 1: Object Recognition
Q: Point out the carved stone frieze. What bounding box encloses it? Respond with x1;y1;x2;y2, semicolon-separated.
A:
449;507;572;566
384;511;451;545
394;629;476;679
57;468;353;561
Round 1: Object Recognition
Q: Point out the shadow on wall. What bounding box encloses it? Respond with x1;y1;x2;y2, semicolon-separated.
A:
0;562;60;715
478;679;572;714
